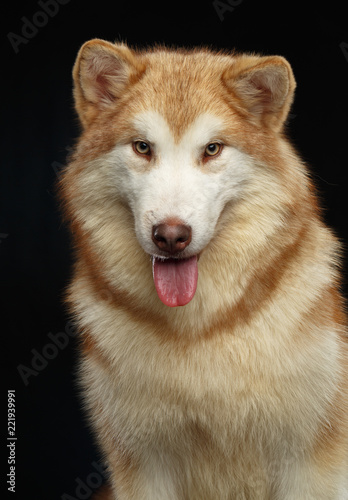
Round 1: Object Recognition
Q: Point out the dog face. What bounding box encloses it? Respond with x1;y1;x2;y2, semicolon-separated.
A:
107;110;252;260
63;40;296;306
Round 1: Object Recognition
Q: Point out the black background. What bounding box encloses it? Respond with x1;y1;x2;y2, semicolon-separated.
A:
2;1;348;499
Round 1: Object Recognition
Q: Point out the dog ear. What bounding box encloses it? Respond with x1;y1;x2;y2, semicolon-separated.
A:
73;39;145;128
223;55;296;131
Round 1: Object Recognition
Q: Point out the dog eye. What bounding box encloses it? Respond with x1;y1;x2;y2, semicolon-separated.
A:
204;143;222;157
133;141;151;156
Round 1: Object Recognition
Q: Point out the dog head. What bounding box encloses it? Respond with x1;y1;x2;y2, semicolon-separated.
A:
63;40;296;307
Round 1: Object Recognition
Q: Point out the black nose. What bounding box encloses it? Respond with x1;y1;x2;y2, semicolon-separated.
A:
152;221;192;255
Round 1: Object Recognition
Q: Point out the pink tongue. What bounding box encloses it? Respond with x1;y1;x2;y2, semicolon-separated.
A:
152;256;198;307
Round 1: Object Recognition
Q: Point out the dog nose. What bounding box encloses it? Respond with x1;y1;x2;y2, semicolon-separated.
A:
152;221;192;255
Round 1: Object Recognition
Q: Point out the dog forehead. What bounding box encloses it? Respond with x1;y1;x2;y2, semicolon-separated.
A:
129;49;234;142
132;110;225;149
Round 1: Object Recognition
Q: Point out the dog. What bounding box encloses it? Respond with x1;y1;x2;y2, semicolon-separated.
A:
59;39;348;499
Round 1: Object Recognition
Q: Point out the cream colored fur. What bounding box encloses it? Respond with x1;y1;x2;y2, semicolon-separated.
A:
60;40;348;499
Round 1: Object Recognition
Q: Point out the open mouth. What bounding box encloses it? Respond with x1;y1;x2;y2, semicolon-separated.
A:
152;255;198;307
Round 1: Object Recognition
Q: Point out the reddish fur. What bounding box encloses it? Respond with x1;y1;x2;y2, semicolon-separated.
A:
91;484;113;500
60;40;348;499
